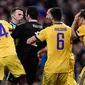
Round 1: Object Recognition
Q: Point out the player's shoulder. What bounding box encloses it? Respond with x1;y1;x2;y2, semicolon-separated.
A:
42;25;55;32
79;25;85;29
82;67;85;71
18;21;26;26
43;26;51;31
63;24;72;33
20;21;31;27
0;20;11;27
31;22;43;30
17;22;27;29
77;25;85;34
0;20;9;24
40;26;52;34
62;23;71;29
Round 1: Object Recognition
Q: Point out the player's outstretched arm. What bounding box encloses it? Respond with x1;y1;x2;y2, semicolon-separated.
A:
38;46;47;54
27;36;37;44
27;29;46;44
37;46;47;60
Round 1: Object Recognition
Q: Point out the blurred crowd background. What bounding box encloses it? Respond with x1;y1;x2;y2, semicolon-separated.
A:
0;0;85;81
1;0;85;26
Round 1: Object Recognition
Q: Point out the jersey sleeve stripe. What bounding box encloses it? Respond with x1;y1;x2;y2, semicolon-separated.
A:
34;35;42;42
75;30;79;38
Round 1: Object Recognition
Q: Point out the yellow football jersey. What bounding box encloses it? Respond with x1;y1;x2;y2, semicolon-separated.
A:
79;67;85;78
69;54;74;73
68;43;75;80
76;25;85;37
80;36;85;45
66;54;77;85
82;36;85;44
78;67;85;85
76;25;85;44
35;22;71;73
0;20;16;57
69;44;75;73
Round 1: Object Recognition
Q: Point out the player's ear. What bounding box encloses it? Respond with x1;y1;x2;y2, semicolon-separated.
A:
82;17;84;21
11;14;13;18
27;14;30;18
11;13;15;18
79;17;84;24
49;12;53;21
26;14;31;20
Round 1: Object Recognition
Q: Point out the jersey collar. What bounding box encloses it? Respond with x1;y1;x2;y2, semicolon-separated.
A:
10;22;17;29
29;20;38;22
54;22;63;24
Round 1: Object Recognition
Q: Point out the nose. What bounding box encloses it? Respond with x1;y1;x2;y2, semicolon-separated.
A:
46;15;48;19
21;15;24;19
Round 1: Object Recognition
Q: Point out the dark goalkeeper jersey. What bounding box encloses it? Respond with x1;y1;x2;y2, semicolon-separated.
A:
11;21;45;61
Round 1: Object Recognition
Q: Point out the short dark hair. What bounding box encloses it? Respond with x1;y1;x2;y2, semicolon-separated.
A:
26;6;38;19
80;9;85;19
10;7;24;15
50;7;62;21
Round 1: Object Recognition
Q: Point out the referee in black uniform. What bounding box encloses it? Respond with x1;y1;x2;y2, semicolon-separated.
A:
11;6;44;85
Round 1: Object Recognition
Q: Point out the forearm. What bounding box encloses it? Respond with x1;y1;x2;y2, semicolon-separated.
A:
37;46;47;60
27;36;37;44
39;46;47;54
71;21;78;30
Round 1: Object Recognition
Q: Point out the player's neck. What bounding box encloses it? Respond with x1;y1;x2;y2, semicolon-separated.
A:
11;18;18;25
82;20;85;25
53;20;62;24
29;18;38;22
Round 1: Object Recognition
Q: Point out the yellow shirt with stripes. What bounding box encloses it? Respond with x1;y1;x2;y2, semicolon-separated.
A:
0;20;16;58
35;23;71;73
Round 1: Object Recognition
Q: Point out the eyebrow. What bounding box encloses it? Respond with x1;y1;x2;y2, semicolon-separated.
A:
18;13;23;15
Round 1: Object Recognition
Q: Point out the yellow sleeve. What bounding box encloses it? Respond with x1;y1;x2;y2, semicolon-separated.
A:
35;28;47;42
6;22;12;30
3;20;12;30
82;36;85;45
67;26;72;39
76;26;85;37
79;67;85;77
68;26;72;38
